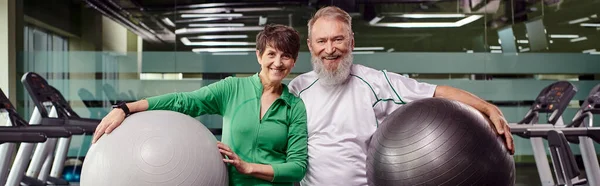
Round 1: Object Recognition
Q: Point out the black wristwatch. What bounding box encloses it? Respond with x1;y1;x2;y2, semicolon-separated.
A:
112;101;131;117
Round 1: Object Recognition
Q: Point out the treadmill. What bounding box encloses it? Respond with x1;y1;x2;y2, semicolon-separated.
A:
509;81;578;186
510;82;600;186
6;72;102;186
0;88;84;186
515;84;600;186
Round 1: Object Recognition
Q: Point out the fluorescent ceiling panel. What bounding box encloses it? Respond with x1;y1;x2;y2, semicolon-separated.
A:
175;26;264;34
192;48;256;53
181;13;243;18
195;35;248;39
189;23;245;27
181;37;255;46
371;15;483;28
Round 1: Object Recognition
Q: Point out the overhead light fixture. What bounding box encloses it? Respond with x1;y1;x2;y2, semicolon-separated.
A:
181;38;255;46
181;13;243;18
387;48;395;52
161;18;175;27
352;51;375;54
549;34;579;38
568;17;590;24
354;47;385;51
192;48;256;53
582;49;597;53
489;46;502;50
369;16;384;25
175;26;264;34
176;7;284;14
176;17;225;23
371;15;483;28
517;40;529;44
393;14;466;18
211;52;250;55
490;50;502;53
196;35;248;39
520;48;530;52
570;37;588;42
581;23;600;27
189;23;245;27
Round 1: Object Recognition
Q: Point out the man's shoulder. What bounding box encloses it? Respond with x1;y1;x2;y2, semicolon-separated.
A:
350;64;389;84
288;71;318;95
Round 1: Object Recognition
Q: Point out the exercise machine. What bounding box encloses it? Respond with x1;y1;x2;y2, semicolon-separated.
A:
5;72;101;186
0;88;87;185
510;82;600;186
509;81;578;186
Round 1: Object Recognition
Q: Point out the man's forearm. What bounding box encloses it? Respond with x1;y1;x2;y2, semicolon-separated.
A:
433;85;497;115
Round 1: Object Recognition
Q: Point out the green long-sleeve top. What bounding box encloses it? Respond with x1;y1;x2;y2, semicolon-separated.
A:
145;73;308;186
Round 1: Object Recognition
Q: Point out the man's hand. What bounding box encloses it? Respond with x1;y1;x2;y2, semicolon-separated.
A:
434;85;515;155
487;107;515;155
217;141;253;174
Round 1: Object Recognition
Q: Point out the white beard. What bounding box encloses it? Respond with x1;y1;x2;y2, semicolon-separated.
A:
311;52;353;86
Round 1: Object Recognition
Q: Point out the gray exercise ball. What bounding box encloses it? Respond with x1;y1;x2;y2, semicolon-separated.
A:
367;98;515;186
81;110;228;186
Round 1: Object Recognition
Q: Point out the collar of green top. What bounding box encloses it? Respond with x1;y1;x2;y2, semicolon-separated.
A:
250;73;293;107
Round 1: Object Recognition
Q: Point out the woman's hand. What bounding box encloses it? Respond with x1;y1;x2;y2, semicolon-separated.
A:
217;141;253;174
92;108;126;144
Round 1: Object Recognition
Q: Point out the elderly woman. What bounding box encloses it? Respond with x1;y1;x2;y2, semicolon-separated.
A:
91;24;307;186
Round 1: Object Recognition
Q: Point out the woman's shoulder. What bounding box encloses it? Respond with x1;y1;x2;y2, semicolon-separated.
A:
283;85;306;109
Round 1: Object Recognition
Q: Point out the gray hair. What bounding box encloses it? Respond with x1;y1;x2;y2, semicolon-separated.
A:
307;6;353;38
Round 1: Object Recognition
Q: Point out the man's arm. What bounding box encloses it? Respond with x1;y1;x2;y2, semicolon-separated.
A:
433;85;515;154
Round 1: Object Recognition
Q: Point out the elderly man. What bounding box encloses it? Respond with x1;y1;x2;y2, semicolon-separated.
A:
287;6;515;186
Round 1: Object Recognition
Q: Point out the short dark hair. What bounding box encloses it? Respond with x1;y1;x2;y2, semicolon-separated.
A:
256;24;301;60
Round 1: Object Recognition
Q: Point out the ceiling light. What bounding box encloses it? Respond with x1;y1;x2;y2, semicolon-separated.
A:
393;14;466;18
371;15;482;28
581;23;600;27
352;51;375;54
176;17;225;23
517;40;529;44
184;41;256;46
189;23;245;27
211;52;250;55
354;47;385;51
582;49;597;53
490;50;502;53
196;35;248;39
570;37;587;42
175;26;264;34
176;7;283;14
568;17;590;24
549;34;579;38
192;48;256;53
161;18;175;27
489;46;502;50
369;16;384;25
520;48;530;52
181;13;243;18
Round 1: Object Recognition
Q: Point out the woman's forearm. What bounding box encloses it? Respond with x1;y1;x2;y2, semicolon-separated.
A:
125;100;149;113
246;163;274;181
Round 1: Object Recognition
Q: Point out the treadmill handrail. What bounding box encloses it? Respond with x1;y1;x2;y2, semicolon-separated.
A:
566;112;594;128
0;132;47;143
